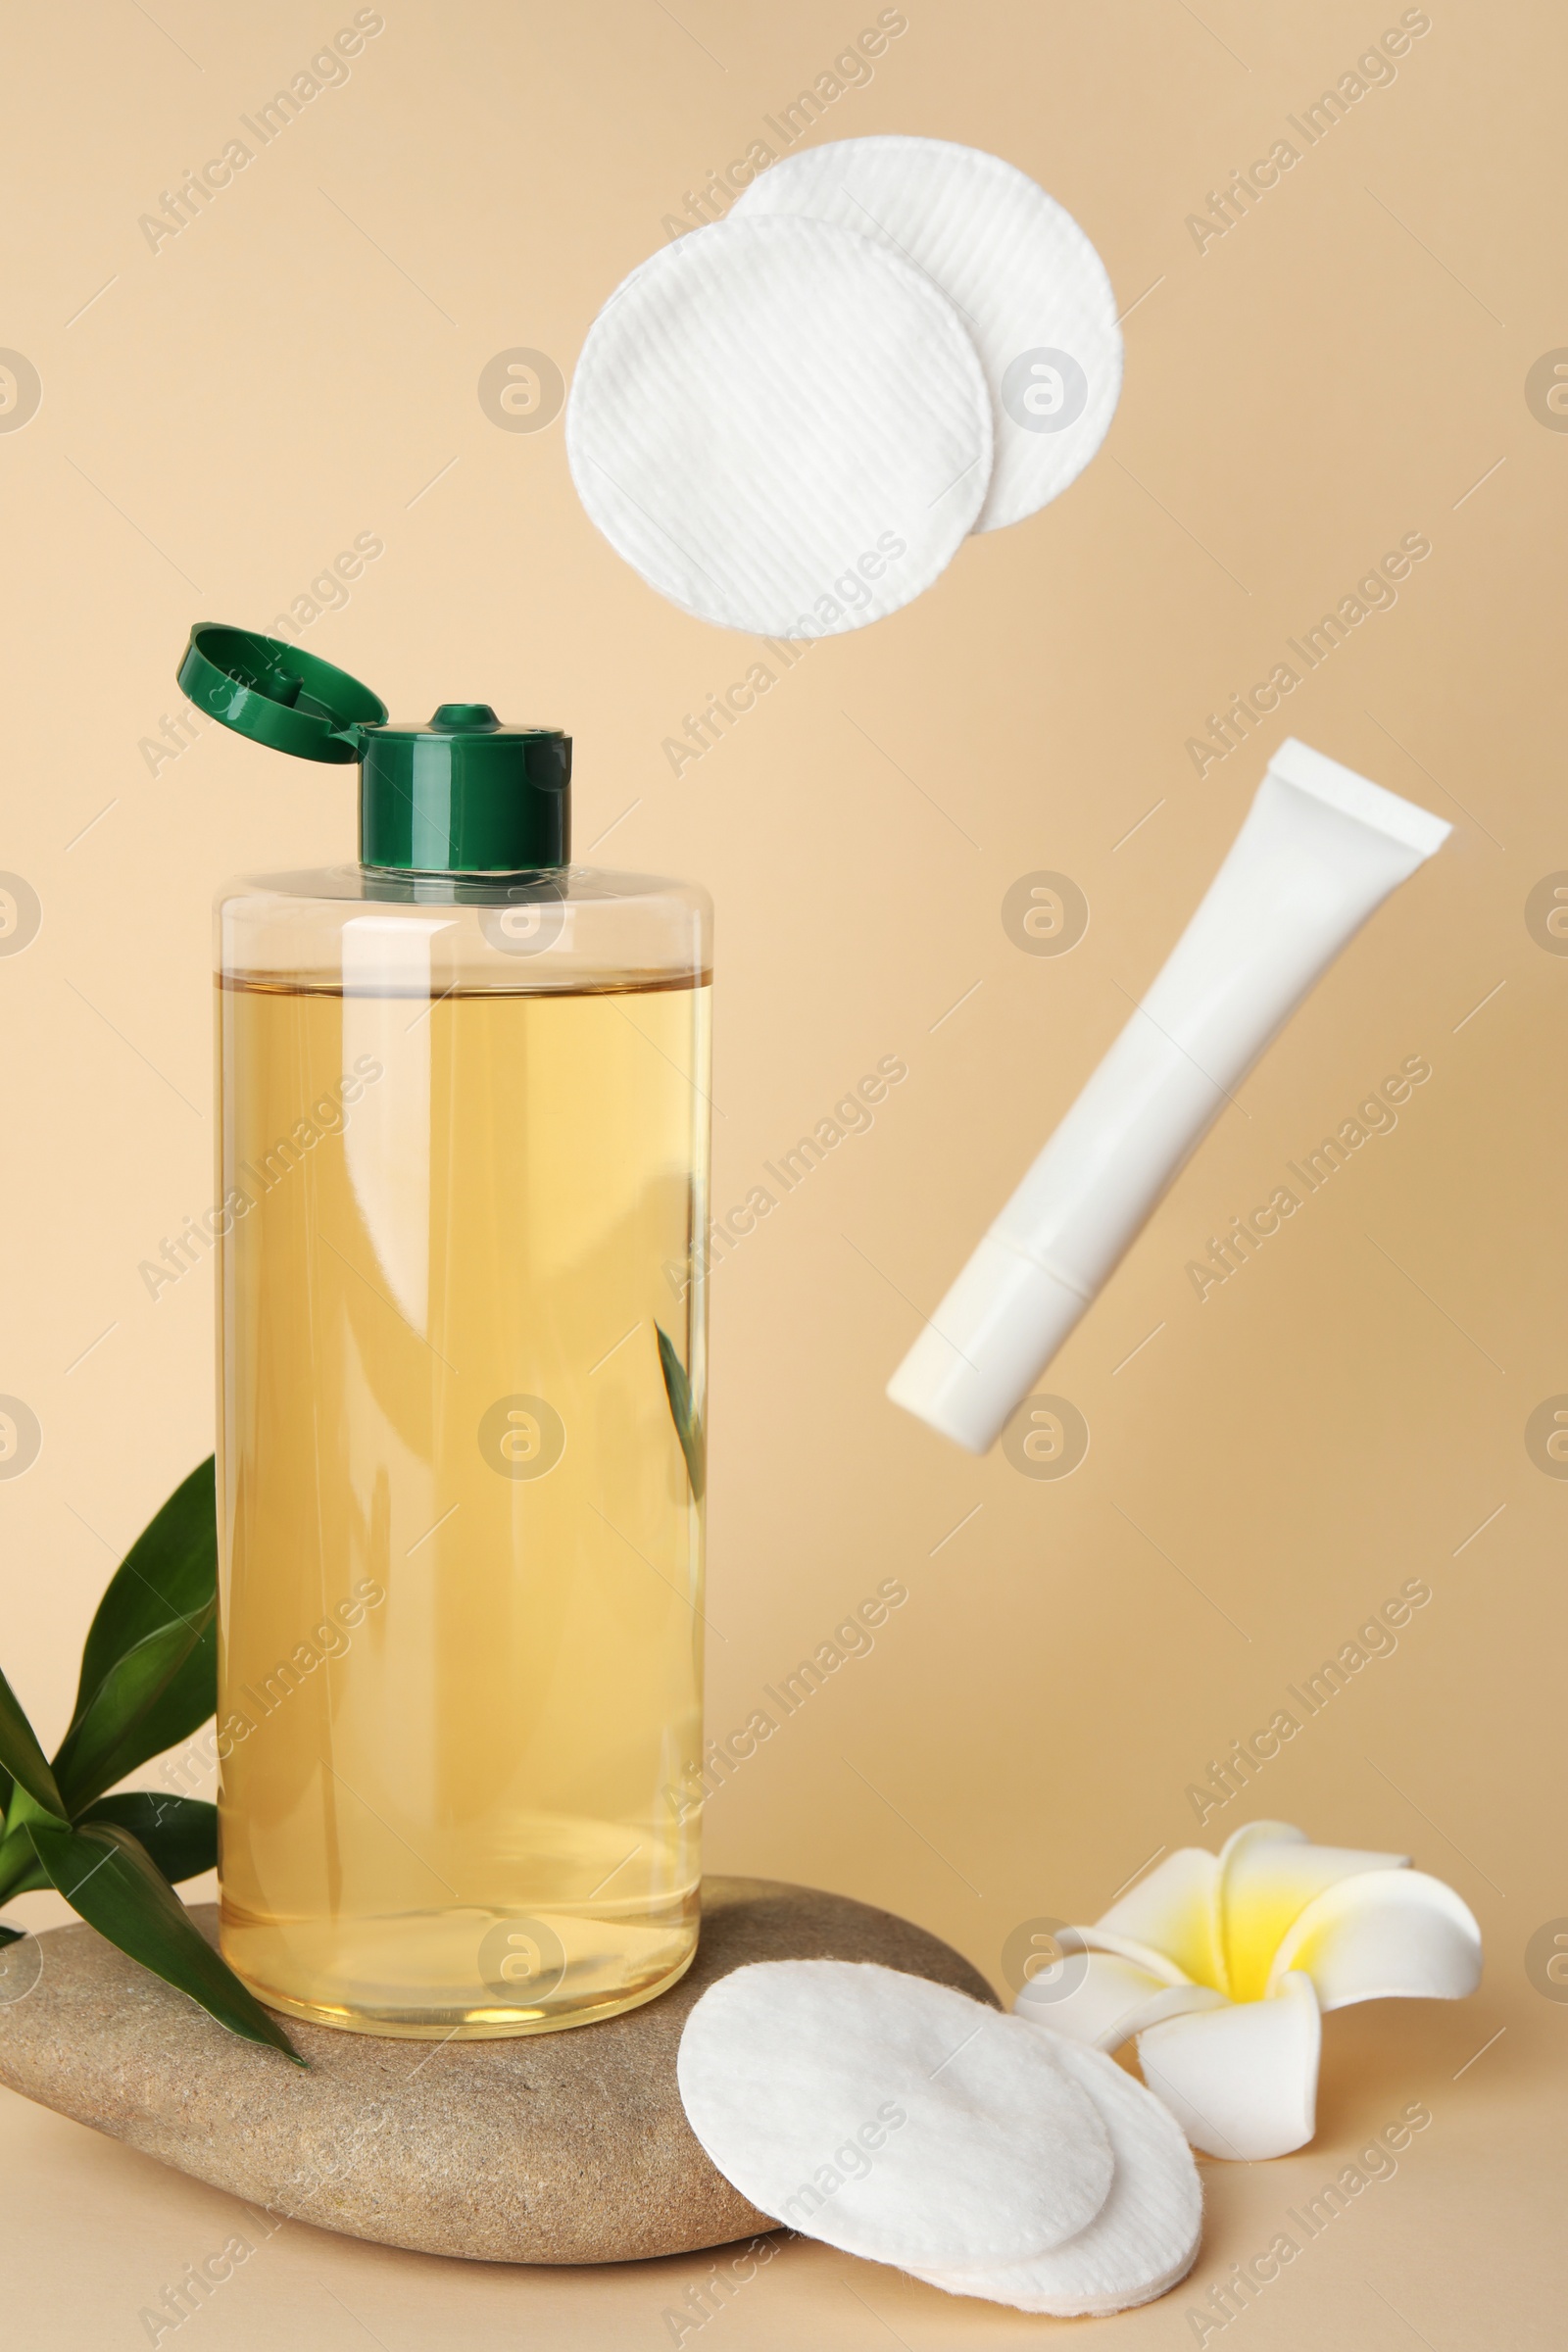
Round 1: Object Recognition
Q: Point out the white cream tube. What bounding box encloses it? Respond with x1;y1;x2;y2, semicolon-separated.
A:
889;739;1450;1453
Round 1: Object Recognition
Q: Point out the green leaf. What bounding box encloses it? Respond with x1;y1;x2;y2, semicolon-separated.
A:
655;1324;706;1501
0;1923;24;1947
83;1792;217;1886
0;1828;49;1902
0;1662;66;1819
72;1457;218;1723
25;1817;301;2063
53;1600;217;1816
0;1788;58;1899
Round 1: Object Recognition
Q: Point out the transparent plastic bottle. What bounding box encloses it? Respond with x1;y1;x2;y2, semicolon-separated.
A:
184;628;710;2036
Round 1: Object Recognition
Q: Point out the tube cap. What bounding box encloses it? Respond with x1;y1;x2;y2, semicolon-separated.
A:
886;1237;1090;1455
177;624;571;872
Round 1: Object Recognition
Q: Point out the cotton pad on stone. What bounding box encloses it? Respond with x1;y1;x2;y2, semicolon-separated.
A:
911;2032;1202;2316
731;135;1121;534
565;215;992;636
675;1960;1113;2267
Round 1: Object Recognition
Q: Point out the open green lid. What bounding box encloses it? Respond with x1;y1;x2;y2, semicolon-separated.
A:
177;623;571;873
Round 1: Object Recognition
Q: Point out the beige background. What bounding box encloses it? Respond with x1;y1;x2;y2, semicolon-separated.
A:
2;0;1565;2341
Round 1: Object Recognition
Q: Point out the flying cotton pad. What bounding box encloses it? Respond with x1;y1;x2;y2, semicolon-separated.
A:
911;2033;1202;2316
675;1960;1113;2267
565;215;992;635
731;135;1122;533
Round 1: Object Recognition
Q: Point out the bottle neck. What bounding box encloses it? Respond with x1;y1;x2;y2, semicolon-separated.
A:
355;865;571;906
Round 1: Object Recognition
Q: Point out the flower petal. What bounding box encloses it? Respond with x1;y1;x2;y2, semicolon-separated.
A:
1217;1821;1408;2002
1136;1970;1320;2160
1015;1945;1226;2050
1265;1866;1482;2010
1069;1928;1196;1987
1094;1847;1226;1992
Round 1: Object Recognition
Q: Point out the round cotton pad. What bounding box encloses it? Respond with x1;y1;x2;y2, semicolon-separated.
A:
911;2033;1203;2316
565;216;992;635
731;136;1121;533
675;1960;1113;2267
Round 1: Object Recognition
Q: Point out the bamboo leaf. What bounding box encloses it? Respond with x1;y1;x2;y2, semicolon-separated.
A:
0;1663;66;1819
25;1817;301;2062
53;1601;217;1816
83;1792;217;1886
655;1324;706;1501
71;1458;218;1725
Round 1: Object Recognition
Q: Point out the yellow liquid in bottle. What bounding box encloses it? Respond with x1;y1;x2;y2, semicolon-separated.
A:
215;970;709;2035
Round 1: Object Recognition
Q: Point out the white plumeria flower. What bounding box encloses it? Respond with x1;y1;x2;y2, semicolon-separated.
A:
1015;1821;1482;2161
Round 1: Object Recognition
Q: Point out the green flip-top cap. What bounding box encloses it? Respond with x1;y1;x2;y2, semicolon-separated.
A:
177;623;571;873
